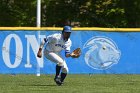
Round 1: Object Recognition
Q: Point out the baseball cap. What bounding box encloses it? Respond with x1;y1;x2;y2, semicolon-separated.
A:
63;26;72;33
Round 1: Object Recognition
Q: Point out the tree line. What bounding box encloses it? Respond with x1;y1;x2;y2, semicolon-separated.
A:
0;0;140;28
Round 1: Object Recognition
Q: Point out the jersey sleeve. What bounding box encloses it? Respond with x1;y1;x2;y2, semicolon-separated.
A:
44;34;55;43
65;40;72;55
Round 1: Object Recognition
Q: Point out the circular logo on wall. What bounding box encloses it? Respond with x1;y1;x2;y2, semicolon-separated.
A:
83;36;121;70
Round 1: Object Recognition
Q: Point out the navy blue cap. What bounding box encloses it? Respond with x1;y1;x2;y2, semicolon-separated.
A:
63;26;72;33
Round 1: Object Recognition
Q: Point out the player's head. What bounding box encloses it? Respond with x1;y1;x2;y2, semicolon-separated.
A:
62;26;71;41
62;26;72;33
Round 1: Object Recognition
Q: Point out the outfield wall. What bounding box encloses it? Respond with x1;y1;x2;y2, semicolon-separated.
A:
0;27;140;74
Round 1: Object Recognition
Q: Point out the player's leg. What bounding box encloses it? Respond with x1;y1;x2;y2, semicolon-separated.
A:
44;51;65;85
44;51;64;76
44;51;64;65
61;61;68;83
55;65;61;79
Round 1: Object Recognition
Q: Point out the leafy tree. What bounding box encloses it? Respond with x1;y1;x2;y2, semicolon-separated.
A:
0;0;36;26
0;0;140;27
121;0;140;27
43;0;127;27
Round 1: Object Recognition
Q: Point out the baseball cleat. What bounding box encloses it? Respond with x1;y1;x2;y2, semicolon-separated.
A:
54;77;63;86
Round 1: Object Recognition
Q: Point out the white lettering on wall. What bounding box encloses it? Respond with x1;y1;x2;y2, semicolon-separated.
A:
25;35;45;68
2;34;23;68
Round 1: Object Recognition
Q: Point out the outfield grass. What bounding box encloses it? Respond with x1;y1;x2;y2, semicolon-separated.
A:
0;74;140;93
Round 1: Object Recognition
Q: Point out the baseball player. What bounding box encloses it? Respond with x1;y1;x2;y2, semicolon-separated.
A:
37;26;76;86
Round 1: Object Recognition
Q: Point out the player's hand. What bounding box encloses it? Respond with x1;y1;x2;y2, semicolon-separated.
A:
70;48;81;58
71;53;80;58
37;48;42;58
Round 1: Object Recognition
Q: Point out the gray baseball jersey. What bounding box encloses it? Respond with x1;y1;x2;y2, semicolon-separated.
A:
43;33;72;73
44;33;72;54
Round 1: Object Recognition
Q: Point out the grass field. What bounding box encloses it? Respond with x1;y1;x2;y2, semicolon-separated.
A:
0;74;140;93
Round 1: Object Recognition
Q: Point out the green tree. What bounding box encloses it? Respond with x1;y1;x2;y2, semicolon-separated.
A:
0;0;140;27
43;0;127;27
121;0;140;27
0;0;36;26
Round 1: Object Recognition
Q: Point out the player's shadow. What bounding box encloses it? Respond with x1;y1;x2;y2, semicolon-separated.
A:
34;84;56;86
22;84;56;86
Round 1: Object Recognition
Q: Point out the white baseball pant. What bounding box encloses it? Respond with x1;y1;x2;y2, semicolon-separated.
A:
44;50;68;73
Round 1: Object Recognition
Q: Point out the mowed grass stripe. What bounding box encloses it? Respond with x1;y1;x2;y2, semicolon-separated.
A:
0;74;140;93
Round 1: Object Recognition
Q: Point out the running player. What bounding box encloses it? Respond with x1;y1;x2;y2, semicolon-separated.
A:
37;26;75;86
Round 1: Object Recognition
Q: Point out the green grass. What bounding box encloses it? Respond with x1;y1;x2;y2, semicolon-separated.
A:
0;74;140;93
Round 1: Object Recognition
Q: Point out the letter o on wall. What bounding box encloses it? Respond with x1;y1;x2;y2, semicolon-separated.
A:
2;34;23;68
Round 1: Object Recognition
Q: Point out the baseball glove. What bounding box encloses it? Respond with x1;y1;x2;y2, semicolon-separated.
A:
71;48;81;58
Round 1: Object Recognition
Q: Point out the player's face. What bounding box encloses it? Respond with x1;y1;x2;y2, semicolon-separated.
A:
63;32;71;41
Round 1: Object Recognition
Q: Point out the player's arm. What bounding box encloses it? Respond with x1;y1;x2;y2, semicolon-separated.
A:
65;40;73;58
37;38;47;58
65;47;81;58
65;47;76;58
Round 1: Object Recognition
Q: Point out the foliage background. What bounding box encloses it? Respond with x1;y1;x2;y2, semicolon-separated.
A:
0;0;140;27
